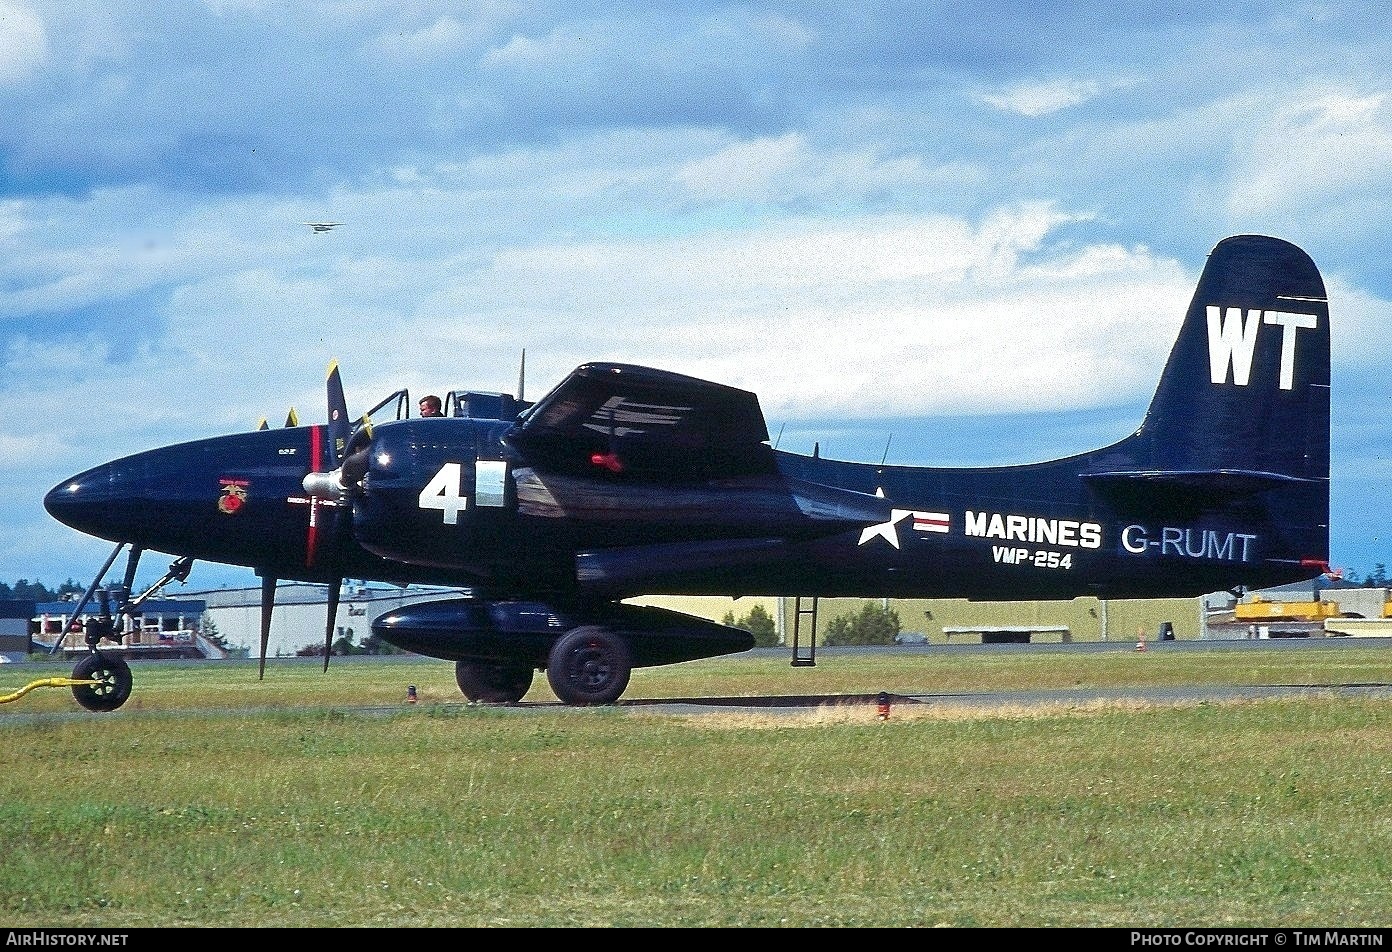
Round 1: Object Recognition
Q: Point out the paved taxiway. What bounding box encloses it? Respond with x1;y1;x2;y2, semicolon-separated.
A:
594;637;1392;715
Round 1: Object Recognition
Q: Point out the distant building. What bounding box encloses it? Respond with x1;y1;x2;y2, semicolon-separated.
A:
191;583;473;659
0;600;35;661
33;595;209;659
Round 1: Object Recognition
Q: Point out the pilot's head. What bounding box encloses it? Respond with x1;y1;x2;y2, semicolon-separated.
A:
419;395;443;417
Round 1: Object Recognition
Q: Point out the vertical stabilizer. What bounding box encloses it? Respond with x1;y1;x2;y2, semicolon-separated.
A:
1081;235;1331;582
1132;235;1329;481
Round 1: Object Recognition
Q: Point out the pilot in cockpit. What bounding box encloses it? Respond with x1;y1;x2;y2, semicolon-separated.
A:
418;394;444;418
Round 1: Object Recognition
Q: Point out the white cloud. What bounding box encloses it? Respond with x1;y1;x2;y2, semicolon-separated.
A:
1325;274;1392;372
0;0;47;84
1226;91;1392;218
0;177;1184;440
674;133;969;209
0;188;262;322
978;78;1102;117
729;12;814;49
368;15;474;61
412;204;1181;421
676;134;806;198
482;29;581;70
0;200;26;243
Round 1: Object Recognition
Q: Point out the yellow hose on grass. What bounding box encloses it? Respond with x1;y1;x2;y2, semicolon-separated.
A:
0;677;99;704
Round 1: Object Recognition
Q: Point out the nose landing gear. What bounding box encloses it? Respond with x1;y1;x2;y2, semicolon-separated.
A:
37;543;194;712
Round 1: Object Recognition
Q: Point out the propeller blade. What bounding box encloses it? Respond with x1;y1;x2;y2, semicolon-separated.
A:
296;364;367;583
517;348;526;402
304;424;328;568
322;579;342;673
258;408;298;431
326;360;350;464
298;363;365;572
258;575;276;681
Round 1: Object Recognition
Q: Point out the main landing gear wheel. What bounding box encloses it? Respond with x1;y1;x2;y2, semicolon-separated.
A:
71;652;133;712
455;660;534;704
546;626;632;706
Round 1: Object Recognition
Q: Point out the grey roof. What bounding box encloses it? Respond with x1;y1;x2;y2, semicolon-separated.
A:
186;582;471;609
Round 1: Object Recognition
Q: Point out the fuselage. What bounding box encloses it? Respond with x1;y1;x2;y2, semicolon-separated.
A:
44;414;1326;603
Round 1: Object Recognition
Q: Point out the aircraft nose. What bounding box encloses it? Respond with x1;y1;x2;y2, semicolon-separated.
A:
45;463;125;540
46;429;338;573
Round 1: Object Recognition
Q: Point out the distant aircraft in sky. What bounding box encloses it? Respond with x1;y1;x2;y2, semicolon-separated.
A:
43;235;1332;712
305;222;342;233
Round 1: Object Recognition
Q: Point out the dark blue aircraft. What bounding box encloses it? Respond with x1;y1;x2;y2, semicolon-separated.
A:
44;234;1331;710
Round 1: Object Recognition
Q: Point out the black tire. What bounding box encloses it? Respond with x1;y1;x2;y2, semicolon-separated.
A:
71;652;133;712
454;660;534;703
546;626;632;706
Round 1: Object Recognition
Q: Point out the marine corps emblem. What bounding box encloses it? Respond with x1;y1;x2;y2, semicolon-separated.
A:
218;479;249;514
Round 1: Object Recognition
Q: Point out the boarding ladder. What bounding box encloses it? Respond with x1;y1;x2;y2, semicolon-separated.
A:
790;595;817;667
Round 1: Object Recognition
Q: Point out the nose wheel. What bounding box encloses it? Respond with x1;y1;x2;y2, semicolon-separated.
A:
70;652;133;712
43;544;193;712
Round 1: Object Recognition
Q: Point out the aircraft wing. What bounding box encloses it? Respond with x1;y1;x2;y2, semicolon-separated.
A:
505;363;776;481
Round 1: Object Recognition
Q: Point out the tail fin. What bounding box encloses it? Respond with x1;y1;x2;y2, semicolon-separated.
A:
1087;235;1330;580
1135;234;1329;479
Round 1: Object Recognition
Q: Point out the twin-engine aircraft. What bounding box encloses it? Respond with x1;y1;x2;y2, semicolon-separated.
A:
45;234;1331;711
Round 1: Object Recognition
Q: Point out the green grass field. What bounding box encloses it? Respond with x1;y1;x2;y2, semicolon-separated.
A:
2;646;1391;927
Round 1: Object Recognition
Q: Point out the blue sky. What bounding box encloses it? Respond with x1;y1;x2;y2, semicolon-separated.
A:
3;1;1390;592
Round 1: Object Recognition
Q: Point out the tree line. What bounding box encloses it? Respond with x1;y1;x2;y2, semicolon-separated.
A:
723;601;905;647
0;579;85;601
1341;564;1389;587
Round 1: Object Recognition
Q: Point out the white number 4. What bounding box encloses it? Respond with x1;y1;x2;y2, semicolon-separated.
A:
419;463;469;524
